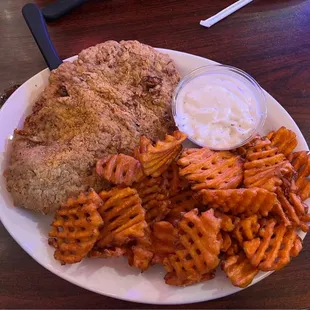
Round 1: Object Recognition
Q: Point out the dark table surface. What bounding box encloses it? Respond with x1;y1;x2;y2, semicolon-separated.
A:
1;0;310;308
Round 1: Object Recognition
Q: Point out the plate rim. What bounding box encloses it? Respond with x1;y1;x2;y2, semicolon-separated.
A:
0;48;308;305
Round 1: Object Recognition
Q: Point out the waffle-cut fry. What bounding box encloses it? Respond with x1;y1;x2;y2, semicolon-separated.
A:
177;148;244;191
222;252;259;288
243;220;301;271
275;190;300;226
128;246;154;271
267;127;297;157
234;146;248;157
127;228;154;271
233;215;260;245
288;192;307;216
89;246;126;258
166;189;202;225
97;187;147;248
289;151;310;201
96;154;144;186
143;199;170;224
164;266;215;286
197;188;277;216
45;124;309;288
163;209;221;286
152;221;178;264
289;151;309;171
260;227;299;271
214;211;239;232
226;238;241;256
48;189;104;264
135;131;187;177
243;219;276;267
219;232;232;253
234;136;260;157
272;203;291;227
300;214;310;232
265;131;274;140
290;236;303;257
162;161;189;196
133;176;170;224
244;137;294;192
232;134;261;158
274;190;309;232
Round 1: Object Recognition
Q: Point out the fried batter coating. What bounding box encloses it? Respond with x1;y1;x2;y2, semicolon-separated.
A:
6;40;180;214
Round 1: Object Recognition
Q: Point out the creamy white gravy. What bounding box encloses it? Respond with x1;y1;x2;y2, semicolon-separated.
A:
175;73;261;149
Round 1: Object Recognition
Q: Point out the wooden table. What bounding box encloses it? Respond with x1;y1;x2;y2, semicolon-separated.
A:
1;0;310;308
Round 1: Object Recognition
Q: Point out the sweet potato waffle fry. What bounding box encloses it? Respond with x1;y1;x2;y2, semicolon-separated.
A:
243;219;302;271
290;236;303;257
219;232;232;253
127;227;154;271
135;131;187;177
197;188;276;216
162;161;189;196
133;176;170;224
165;189;202;225
48;189;103;264
97;187;147;248
226;237;241;256
47;126;309;289
214;211;239;232
178;148;244;191
233;215;260;245
267;127;297;157
89;246;126;258
289;151;310;201
234;138;257;157
274;190;309;232
244;137;294;192
128;245;154;271
96;154;144;186
222;252;259;288
164;266;215;287
163;209;221;286
151;221;178;264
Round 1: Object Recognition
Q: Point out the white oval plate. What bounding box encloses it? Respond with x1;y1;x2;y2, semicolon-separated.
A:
0;49;308;305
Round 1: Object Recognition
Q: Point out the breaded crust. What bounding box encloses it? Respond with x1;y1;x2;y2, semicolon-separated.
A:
5;40;180;214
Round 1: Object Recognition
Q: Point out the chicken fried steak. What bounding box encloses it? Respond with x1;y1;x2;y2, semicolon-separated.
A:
5;40;180;214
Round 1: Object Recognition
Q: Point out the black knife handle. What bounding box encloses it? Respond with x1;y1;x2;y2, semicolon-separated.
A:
22;3;63;70
42;0;89;21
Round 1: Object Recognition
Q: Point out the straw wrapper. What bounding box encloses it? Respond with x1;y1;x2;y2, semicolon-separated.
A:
200;0;253;28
